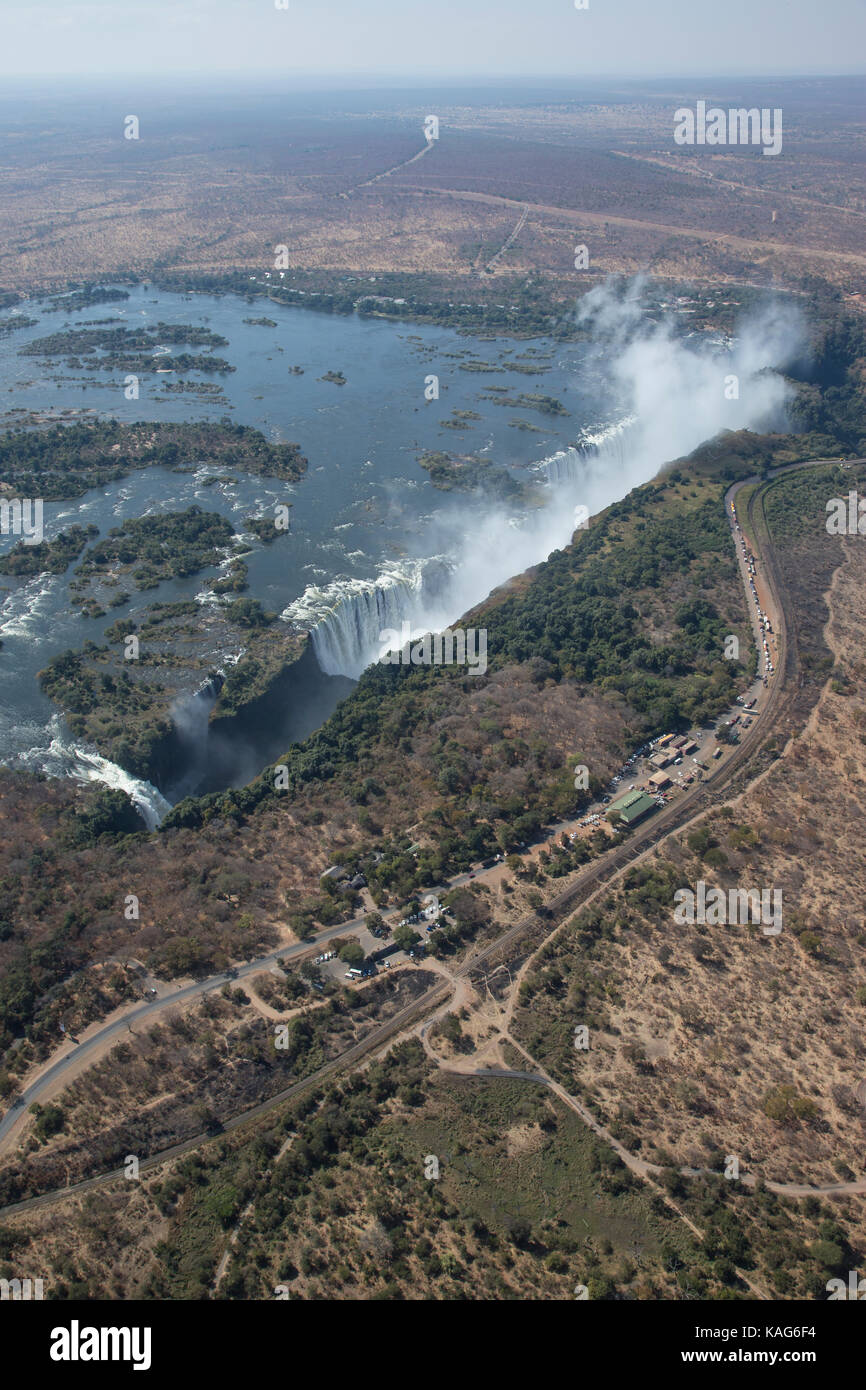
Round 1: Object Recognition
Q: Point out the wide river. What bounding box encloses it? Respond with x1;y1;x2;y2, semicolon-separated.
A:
0;284;626;818
0;281;785;821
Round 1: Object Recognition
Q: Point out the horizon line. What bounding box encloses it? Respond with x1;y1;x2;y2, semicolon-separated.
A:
0;68;864;84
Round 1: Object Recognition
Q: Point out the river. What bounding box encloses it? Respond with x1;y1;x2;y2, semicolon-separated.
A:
0;280;794;820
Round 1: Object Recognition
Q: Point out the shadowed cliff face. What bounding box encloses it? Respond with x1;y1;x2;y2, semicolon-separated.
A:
164;642;356;802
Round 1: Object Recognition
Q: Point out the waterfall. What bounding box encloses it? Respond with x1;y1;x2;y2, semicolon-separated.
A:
170;671;225;744
11;717;171;830
542;415;636;486
285;412;644;684
544;444;598;486
282;558;454;680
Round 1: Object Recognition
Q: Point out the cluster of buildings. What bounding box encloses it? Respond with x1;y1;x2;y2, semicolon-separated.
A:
603;732;704;826
321;864;368;892
647;732;698;780
594;502;780;834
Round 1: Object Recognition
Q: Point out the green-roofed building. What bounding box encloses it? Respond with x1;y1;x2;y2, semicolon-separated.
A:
608;789;657;826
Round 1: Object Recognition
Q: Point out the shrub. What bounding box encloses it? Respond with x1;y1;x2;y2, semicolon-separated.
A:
762;1085;818;1126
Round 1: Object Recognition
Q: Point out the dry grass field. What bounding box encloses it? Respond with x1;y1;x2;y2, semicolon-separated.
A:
1;79;864;303
512;493;866;1195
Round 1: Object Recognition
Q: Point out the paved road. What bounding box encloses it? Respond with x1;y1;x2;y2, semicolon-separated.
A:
0;978;452;1218
0;913;381;1149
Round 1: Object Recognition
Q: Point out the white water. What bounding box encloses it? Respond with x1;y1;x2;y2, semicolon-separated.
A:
541;414;638;485
282;557;455;678
12;717;171;830
0;572;62;639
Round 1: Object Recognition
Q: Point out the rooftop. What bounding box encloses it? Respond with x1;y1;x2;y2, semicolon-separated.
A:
609;789;657;824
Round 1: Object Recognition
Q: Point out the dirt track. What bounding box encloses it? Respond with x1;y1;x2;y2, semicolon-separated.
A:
395;185;866;273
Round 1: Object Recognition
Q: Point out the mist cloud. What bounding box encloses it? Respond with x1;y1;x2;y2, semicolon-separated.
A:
303;276;808;678
411;277;805;626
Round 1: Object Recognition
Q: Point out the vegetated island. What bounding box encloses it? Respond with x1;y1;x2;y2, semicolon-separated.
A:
30;493;312;781
151;266;589;338
0;315;39;338
42;285;131;313
246;513;291;543
440;409;482;431
68;507;240;617
0;419;308;501
38;592;306;785
155;380;228;402
418;449;536;505
480;390;569;416
19;322;234;376
0;524;98;577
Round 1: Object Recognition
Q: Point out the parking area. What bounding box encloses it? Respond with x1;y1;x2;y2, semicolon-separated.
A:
305;903;453;989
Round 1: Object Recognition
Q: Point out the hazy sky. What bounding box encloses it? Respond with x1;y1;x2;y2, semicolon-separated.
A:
1;0;864;79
